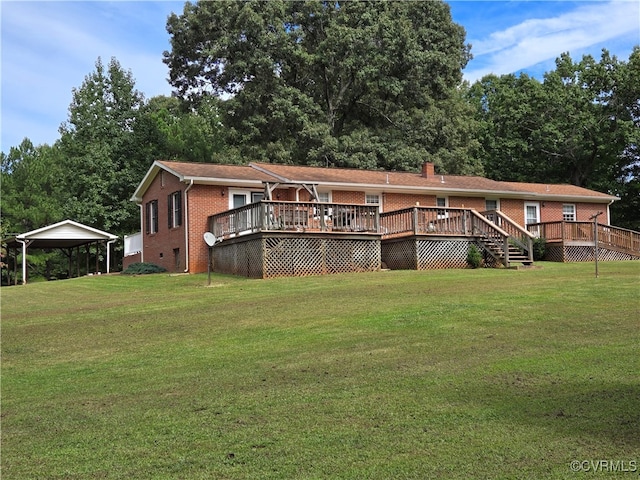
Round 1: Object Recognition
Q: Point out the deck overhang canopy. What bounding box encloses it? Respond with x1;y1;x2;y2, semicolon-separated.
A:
3;220;119;284
263;181;320;201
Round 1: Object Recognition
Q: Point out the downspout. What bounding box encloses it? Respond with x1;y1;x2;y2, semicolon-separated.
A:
606;199;615;225
137;202;144;263
183;179;194;273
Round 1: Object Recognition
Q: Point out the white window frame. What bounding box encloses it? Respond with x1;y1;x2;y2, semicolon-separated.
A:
317;191;331;203
525;202;540;225
436;197;448;219
168;191;182;229
562;204;576;222
146;199;158;235
228;189;263;210
228;189;263;234
315;191;332;219
365;193;382;212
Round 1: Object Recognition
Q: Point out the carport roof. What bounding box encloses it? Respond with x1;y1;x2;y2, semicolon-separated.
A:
3;220;118;250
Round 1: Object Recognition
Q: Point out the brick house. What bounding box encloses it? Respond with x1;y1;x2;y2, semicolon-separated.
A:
127;160;637;277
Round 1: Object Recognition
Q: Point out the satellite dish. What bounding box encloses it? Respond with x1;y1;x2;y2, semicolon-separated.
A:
203;232;217;247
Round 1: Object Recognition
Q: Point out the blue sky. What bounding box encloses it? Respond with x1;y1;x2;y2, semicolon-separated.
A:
1;1;639;154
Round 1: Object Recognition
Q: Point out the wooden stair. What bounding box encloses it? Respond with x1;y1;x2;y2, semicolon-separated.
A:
479;235;533;267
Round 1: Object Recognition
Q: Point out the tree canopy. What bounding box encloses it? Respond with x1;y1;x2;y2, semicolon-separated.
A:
467;47;640;229
164;0;482;174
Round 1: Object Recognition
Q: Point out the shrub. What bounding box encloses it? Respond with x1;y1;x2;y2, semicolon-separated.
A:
532;238;547;261
467;244;482;269
121;262;167;275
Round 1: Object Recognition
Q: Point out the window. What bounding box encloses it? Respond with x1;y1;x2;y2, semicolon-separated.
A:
485;199;499;211
437;197;448;218
168;191;182;229
563;204;576;221
365;194;380;205
315;192;332;217
317;192;330;203
146;200;158;234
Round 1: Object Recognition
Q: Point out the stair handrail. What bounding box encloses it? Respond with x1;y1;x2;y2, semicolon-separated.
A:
469;210;512;266
483;209;535;263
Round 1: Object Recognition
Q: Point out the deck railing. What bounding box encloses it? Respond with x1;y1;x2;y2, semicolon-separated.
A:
380;206;475;236
208;200;380;239
598;224;640;253
380;207;514;265
528;221;593;242
529;221;640;255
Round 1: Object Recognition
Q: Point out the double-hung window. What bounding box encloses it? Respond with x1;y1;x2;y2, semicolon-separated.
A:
366;194;381;213
168;191;182;229
562;204;576;222
485;199;499;211
365;194;380;205
436;197;448;218
146;200;158;234
316;192;332;218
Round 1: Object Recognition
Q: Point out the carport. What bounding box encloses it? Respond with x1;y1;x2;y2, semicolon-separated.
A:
2;220;118;285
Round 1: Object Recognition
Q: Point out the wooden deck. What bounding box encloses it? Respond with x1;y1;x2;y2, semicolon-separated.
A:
208;202;536;277
527;221;640;262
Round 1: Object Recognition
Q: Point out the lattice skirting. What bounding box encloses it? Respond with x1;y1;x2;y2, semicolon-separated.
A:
213;233;381;278
213;237;264;278
382;236;499;270
545;244;640;262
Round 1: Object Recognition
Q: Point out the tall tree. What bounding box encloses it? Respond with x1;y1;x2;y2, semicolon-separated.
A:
1;139;67;281
58;57;146;235
164;0;481;174
468;48;640;228
135;95;228;164
0;139;64;234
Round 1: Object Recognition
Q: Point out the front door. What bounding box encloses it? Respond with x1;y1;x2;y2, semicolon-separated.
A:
525;202;540;236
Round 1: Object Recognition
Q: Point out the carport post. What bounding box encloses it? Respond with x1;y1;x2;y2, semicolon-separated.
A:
17;239;28;285
106;239;116;273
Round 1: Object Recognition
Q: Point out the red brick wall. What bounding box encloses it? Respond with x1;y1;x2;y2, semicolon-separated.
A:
141;173;229;274
499;199;525;225
448;196;486;210
382;193;436;211
538;201;608;223
332;190;366;204
186;184;228;273
122;252;141;270
495;199;609;225
141;171;188;272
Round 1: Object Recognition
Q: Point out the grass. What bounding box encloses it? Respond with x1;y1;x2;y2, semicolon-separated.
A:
2;262;639;479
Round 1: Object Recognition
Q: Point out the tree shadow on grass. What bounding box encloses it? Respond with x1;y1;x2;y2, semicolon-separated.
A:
467;373;640;448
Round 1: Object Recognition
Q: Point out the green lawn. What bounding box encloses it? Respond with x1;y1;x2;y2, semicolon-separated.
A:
2;262;639;479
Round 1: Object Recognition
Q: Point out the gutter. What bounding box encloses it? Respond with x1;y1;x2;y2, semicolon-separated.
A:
183;179;194;273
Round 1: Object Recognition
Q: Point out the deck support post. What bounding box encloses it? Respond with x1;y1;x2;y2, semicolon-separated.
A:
590;211;604;278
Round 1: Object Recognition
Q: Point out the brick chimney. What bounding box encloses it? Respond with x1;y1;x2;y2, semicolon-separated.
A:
421;162;435;178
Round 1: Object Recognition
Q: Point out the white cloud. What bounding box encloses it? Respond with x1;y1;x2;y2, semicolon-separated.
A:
464;1;640;82
1;1;180;152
